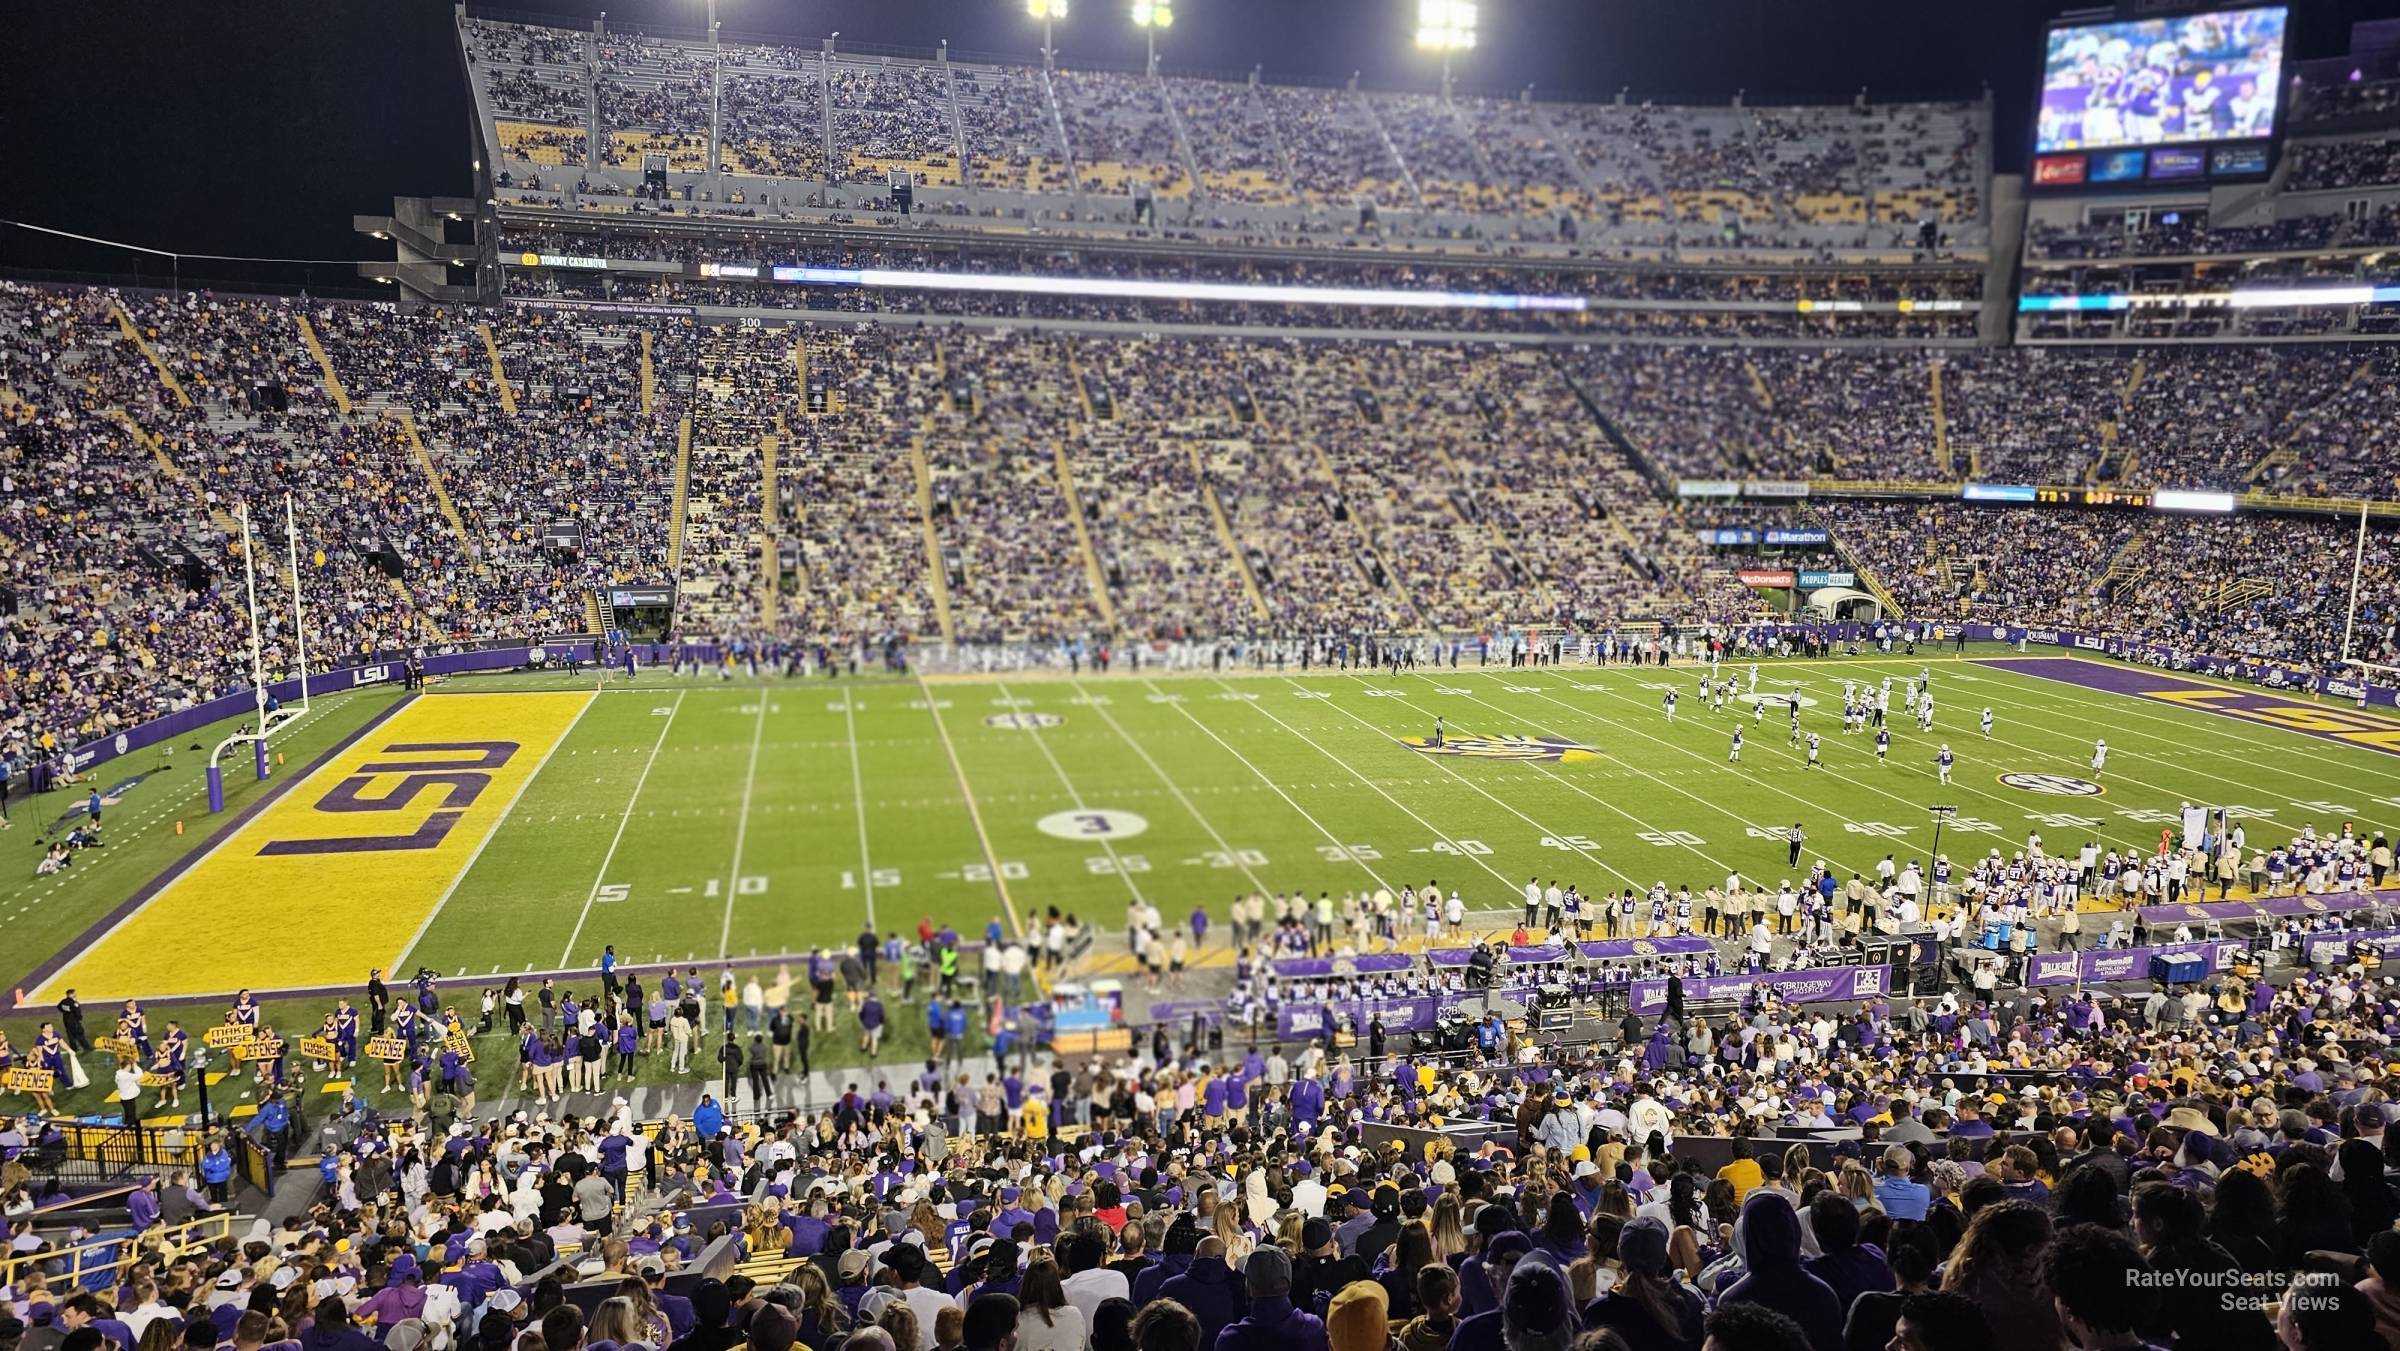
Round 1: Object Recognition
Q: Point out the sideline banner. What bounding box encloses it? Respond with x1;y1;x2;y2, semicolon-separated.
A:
1628;966;1889;1015
2025;941;2245;986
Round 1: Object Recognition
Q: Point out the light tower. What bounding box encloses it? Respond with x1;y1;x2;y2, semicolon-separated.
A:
1028;0;1068;69
1415;0;1477;97
1130;1;1173;76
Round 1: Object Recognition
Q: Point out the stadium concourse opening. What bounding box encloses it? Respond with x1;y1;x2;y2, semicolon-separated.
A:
5;0;2400;1344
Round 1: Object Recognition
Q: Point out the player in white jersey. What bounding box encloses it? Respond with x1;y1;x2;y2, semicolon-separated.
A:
1903;680;1919;715
1729;727;1744;762
1806;732;1822;768
1981;707;1994;738
1753;697;1765;725
1787;701;1802;745
2091;738;2108;775
1918;695;1935;732
1747;662;1759;692
1936;744;1954;784
1843;679;1857;707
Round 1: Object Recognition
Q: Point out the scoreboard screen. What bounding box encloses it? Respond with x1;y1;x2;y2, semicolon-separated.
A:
2030;5;2288;192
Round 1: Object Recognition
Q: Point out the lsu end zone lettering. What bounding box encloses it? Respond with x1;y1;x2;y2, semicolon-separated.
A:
38;692;592;1001
2139;687;2400;756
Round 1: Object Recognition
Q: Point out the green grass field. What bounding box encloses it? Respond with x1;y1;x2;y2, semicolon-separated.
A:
10;648;2397;997
4;647;2397;1115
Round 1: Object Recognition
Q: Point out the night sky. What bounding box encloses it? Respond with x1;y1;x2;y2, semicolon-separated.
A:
1;0;2385;286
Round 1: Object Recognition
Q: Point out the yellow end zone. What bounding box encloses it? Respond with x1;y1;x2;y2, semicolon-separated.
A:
36;691;592;1002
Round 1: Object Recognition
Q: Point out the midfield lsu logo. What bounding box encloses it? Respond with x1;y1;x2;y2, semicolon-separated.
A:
1401;735;1599;763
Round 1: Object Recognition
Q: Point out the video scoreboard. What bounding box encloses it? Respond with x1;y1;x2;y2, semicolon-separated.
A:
2029;5;2289;192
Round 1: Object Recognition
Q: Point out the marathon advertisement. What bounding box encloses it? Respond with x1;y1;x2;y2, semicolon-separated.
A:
1627;965;1888;1015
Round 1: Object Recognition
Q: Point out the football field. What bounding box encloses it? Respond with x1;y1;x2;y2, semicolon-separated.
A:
18;652;2400;1002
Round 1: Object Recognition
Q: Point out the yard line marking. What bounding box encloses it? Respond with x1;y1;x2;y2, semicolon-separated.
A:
559;689;685;967
1308;675;1649;886
1138;678;1393;891
1220;677;1523;891
1072;675;1269;893
1387;673;1810;877
394;691;597;977
840;692;878;932
998;682;1148;905
1965;657;2396;778
1837;661;2323;835
1862;658;2390;806
1511;669;1998;865
1548;668;2033;853
715;695;771;959
915;673;1024;937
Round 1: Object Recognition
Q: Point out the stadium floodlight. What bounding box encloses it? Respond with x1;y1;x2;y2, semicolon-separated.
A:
1416;0;1477;89
1130;0;1171;73
1028;0;1068;65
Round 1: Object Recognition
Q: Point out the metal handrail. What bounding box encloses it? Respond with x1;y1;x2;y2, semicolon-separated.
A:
0;1211;237;1288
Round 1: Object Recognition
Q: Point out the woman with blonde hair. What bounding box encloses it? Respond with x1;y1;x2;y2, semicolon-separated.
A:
1835;1162;1876;1208
586;1296;647;1349
1429;1192;1468;1263
877;1304;920;1351
1012;1258;1087;1351
788;1264;849;1344
1210;1199;1253;1265
613;1277;671;1348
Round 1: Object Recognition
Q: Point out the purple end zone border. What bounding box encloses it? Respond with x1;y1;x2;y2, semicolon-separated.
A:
1978;657;2400;758
14;693;420;999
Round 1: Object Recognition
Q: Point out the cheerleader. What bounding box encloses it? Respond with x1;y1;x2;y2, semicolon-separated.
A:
310;1013;342;1073
119;1000;152;1061
155;1021;189;1107
334;999;361;1066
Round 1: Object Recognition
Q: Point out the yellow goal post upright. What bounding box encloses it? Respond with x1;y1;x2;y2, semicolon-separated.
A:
206;495;310;813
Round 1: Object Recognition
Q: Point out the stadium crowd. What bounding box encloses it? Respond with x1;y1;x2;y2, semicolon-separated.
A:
9;276;2400;770
4;864;2399;1351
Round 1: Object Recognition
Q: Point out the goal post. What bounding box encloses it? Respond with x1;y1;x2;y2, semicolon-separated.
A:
206;496;311;812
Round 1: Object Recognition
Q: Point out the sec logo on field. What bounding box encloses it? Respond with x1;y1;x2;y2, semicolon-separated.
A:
1998;772;2105;797
985;712;1064;729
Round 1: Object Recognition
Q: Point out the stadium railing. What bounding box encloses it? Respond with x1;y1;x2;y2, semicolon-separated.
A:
49;1121;206;1173
0;1210;239;1290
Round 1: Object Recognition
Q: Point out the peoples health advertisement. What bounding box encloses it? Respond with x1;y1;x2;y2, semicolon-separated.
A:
2035;6;2286;154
